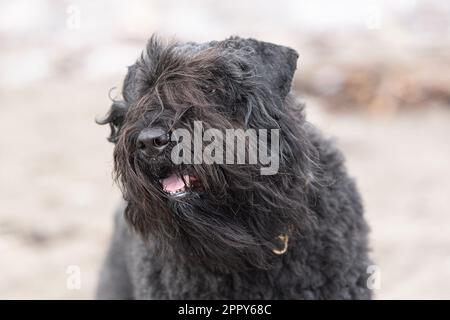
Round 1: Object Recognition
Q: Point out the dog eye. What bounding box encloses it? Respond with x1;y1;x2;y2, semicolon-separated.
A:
203;85;217;96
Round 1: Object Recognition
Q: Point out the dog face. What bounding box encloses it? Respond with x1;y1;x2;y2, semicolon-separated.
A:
99;36;316;271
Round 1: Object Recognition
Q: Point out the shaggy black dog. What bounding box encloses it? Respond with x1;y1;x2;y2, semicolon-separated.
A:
96;35;372;299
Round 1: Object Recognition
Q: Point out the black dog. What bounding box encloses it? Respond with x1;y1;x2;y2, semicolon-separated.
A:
96;36;372;299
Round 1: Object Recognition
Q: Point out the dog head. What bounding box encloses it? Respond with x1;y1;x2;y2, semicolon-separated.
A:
98;35;317;271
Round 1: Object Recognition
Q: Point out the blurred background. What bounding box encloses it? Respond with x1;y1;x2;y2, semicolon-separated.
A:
0;0;449;299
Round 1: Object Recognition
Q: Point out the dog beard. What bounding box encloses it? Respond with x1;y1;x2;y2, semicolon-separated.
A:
112;113;318;272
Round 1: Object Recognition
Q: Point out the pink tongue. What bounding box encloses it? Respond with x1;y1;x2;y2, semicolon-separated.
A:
161;174;189;192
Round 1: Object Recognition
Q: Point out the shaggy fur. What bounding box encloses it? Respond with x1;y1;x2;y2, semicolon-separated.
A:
96;35;372;299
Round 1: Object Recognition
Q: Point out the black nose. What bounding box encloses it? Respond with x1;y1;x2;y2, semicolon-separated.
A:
136;127;170;156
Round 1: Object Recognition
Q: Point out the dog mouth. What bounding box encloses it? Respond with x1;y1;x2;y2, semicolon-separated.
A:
159;173;198;198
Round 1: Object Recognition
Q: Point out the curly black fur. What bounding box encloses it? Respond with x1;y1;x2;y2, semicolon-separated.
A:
96;35;372;299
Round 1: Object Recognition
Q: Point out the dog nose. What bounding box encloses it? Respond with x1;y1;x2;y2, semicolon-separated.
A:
137;127;170;156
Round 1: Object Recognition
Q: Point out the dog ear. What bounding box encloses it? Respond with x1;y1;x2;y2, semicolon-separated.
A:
96;100;127;143
223;37;299;99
